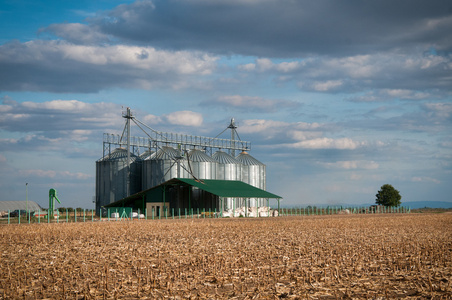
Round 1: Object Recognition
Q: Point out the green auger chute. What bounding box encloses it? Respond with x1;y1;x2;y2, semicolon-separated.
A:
49;188;61;219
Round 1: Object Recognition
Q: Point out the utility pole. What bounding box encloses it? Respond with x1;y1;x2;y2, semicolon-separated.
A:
26;183;28;213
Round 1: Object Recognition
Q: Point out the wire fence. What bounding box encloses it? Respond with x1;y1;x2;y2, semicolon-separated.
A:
0;205;411;225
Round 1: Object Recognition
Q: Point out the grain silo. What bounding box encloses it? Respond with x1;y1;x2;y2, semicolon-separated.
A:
95;148;142;212
141;150;155;190
149;146;188;187
212;150;242;210
212;150;242;181
139;150;153;160
185;149;219;211
187;149;218;180
236;151;266;207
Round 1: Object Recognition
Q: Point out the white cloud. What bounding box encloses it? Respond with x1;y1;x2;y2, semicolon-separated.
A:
41;23;110;44
423;102;452;119
240;119;320;134
22;100;89;111
0;104;12;112
289;137;365;150
36;43;218;74
311;80;343;92
18;169;92;180
165;111;203;127
209;95;299;112
142;114;163;125
238;51;451;96
240;119;291;135
0;100;121;132
240;58;303;73
0;40;218;92
321;160;379;170
143;111;203;127
411;176;441;184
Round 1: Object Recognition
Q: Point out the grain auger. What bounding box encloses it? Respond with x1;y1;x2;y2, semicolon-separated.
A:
49;188;61;219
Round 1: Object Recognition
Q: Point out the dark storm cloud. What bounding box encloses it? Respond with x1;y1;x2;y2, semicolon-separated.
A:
88;0;452;57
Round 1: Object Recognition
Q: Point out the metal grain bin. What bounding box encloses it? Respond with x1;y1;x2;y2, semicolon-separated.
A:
186;149;218;180
95;148;142;213
236;151;266;208
141;150;155;190
150;146;188;187
139;150;153;160
212;150;243;210
212;150;242;181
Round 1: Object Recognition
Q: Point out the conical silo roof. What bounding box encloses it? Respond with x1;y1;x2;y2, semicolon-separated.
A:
139;150;154;160
236;151;265;165
212;150;241;164
188;149;217;162
154;146;180;160
97;148;140;162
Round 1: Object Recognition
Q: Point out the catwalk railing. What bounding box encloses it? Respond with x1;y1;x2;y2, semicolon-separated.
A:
0;205;411;224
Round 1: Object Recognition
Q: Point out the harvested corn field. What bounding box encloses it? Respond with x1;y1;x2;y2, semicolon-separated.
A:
1;213;451;299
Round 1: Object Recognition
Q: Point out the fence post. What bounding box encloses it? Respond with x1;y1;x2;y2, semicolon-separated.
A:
8;210;10;225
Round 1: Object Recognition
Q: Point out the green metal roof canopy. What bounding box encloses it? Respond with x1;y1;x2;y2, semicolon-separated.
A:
171;178;282;198
104;178;282;209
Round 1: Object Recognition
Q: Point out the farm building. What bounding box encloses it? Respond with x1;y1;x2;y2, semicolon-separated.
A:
0;201;42;213
95;108;282;216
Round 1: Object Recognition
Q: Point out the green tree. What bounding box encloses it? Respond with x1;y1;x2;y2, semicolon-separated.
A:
375;184;402;207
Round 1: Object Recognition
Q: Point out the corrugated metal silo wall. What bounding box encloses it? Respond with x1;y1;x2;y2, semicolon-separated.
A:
144;147;191;188
188;150;218;180
212;151;243;210
96;151;142;214
130;160;142;196
96;159;127;212
236;152;267;208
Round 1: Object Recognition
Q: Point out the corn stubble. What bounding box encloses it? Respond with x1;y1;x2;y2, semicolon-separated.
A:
0;214;451;299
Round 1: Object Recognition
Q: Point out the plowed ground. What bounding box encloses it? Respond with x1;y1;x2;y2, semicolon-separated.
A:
1;213;451;299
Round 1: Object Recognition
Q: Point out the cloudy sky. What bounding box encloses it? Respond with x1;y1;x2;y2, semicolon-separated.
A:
1;0;451;209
